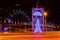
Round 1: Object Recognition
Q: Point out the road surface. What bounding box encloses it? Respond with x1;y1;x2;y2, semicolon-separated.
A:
0;31;60;40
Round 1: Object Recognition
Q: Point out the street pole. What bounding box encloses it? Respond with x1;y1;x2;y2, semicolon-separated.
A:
44;12;47;32
45;16;47;32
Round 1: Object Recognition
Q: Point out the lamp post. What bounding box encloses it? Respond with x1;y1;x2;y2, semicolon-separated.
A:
44;11;48;31
44;12;47;25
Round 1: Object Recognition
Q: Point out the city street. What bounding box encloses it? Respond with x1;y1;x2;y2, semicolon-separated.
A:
0;31;60;40
0;0;60;40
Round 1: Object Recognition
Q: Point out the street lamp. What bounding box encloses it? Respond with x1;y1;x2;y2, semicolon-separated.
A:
44;11;48;25
44;11;48;31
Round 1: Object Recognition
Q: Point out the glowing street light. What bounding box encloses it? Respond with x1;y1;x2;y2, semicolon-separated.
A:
44;11;48;31
44;11;48;24
44;11;48;17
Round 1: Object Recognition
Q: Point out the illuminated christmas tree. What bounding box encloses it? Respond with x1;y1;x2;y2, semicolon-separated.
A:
34;19;42;32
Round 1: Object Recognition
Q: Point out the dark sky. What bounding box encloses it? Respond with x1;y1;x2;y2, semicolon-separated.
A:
0;0;60;24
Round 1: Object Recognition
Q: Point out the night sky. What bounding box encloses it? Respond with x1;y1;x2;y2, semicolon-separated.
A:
0;0;60;24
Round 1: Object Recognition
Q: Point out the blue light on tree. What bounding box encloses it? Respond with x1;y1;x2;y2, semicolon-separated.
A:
33;11;42;16
33;11;43;33
32;8;44;33
34;19;42;32
7;18;12;23
4;26;9;31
